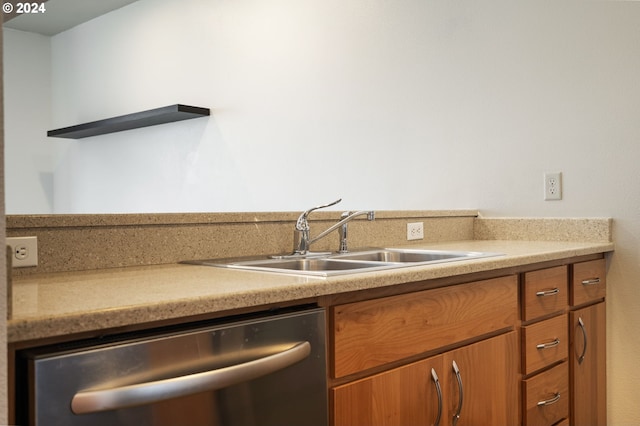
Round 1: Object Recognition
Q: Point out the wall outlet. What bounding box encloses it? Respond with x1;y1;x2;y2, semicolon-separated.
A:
544;172;562;201
7;236;38;267
407;222;424;240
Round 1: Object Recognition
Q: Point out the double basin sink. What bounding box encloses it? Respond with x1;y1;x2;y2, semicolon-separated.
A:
189;248;502;277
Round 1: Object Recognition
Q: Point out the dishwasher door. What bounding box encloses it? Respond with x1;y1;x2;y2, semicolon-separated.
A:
24;307;327;426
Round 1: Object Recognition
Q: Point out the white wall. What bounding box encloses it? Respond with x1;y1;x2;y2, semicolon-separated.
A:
4;0;640;423
3;29;56;214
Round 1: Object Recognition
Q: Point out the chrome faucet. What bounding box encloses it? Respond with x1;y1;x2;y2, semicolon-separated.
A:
293;198;375;255
338;211;374;253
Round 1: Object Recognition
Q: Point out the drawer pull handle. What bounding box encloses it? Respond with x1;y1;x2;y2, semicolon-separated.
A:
452;360;464;426
536;288;560;297
578;317;588;364
582;278;601;286
431;368;443;426
537;392;561;407
536;338;560;350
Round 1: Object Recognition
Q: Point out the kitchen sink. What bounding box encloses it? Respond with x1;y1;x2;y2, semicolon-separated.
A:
231;258;391;275
331;248;483;263
186;248;502;277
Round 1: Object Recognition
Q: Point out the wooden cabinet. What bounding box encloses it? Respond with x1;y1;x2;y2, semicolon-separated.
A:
331;276;519;426
571;258;606;307
522;266;568;322
328;255;608;426
519;258;607;426
569;303;606;426
523;362;569;426
522;314;568;376
332;332;518;426
442;332;519;425
520;266;570;426
569;259;607;426
332;276;518;378
332;354;440;426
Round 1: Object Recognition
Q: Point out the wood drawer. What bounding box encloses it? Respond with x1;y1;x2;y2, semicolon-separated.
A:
522;266;568;322
522;314;568;375
332;275;518;378
523;362;569;426
571;259;606;306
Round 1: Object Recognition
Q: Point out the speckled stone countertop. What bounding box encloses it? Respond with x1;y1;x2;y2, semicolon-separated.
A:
9;239;613;344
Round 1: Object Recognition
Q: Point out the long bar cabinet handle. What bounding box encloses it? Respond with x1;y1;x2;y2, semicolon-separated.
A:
536;338;561;350
582;278;601;286
537;392;561;406
452;360;464;426
430;368;443;426
536;288;560;297
578;317;588;364
71;341;311;414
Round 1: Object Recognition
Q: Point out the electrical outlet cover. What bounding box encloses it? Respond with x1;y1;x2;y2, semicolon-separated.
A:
7;236;38;267
407;222;424;240
544;172;562;200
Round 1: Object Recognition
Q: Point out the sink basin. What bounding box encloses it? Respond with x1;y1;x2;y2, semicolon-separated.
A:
186;248;502;277
230;258;391;276
330;248;483;263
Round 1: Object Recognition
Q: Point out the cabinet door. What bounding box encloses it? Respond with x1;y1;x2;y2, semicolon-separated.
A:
570;302;606;426
332;355;443;426
332;332;518;426
332;276;517;377
442;331;519;426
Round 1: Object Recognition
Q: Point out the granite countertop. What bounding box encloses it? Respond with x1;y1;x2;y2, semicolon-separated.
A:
8;239;614;344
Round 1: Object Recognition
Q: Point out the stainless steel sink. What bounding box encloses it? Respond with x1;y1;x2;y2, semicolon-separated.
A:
186;248;502;277
230;258;391;276
330;248;485;263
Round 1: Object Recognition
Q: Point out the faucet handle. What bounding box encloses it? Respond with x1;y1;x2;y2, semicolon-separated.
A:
296;198;342;231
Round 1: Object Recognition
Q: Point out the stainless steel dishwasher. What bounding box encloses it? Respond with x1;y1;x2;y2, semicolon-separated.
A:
20;307;327;426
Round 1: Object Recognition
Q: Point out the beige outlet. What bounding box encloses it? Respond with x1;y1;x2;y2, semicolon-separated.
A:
7;236;38;267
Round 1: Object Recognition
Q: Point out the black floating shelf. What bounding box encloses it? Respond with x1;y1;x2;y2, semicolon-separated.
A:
47;104;210;139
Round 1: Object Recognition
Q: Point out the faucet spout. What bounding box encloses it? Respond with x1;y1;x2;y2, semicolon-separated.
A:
309;210;375;246
337;210;375;253
292;203;375;255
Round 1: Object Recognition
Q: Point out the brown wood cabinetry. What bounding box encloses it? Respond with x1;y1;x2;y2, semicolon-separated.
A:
571;259;606;307
323;254;608;425
522;266;568;322
332;332;518;426
332;353;440;426
332;276;518;378
523;362;569;426
570;259;607;426
519;258;607;426
522;314;568;376
520;266;570;426
442;332;519;425
330;276;519;426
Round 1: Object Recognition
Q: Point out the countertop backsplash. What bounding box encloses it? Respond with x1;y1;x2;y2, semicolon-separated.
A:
6;210;480;275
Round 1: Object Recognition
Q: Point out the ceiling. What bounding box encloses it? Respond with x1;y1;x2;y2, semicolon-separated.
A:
3;0;139;36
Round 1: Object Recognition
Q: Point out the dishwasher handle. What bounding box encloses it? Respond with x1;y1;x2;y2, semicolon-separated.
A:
71;341;311;415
